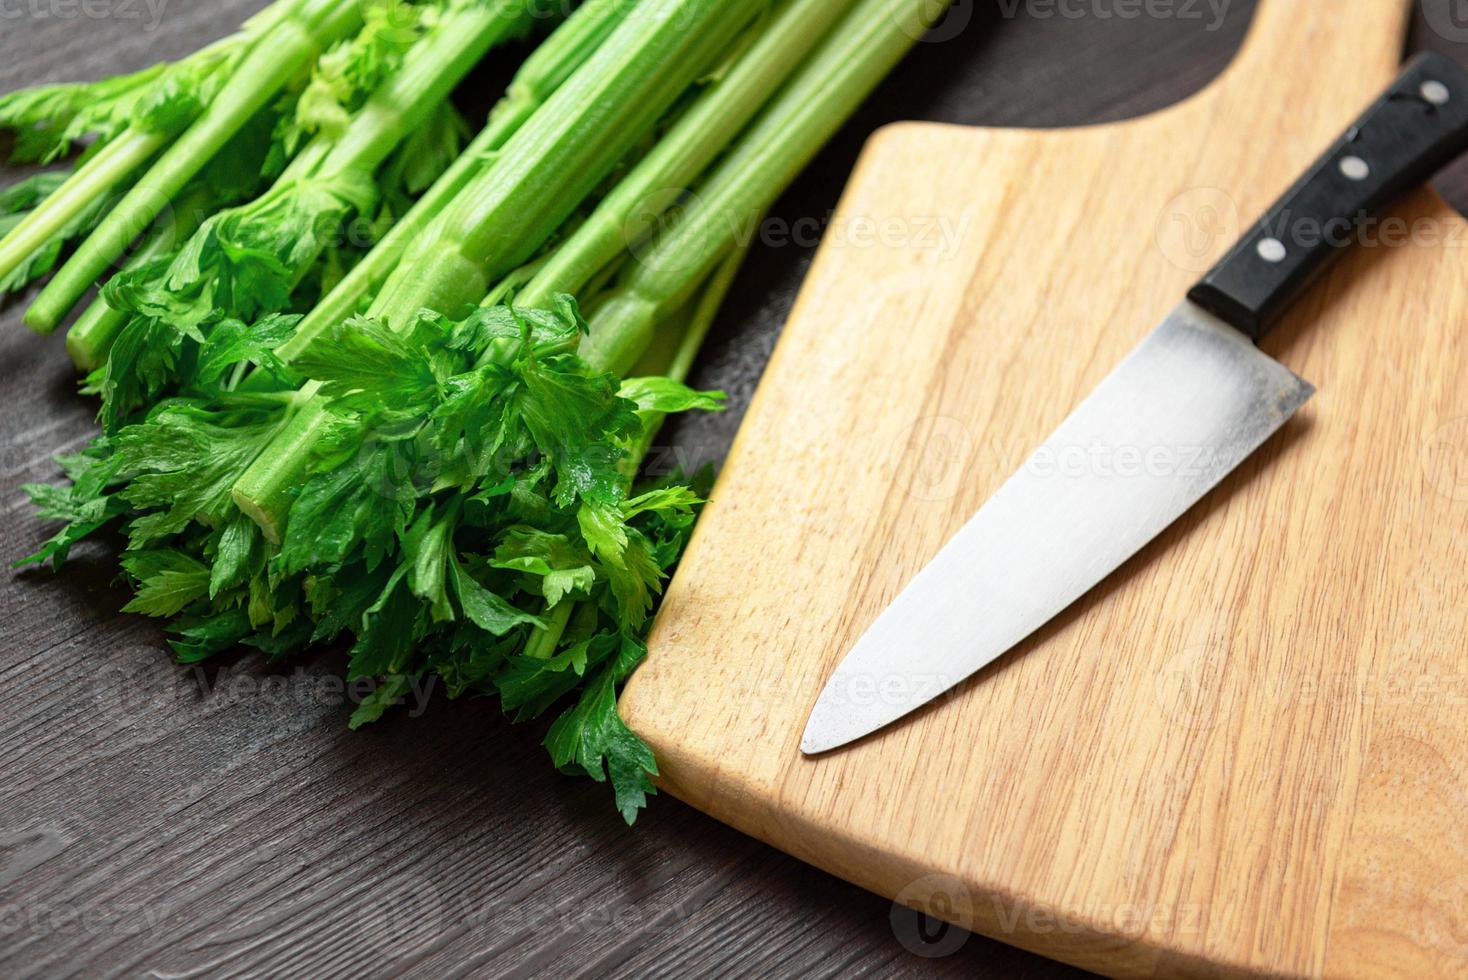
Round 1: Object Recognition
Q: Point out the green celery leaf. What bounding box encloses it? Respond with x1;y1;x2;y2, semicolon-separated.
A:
497;631;623;720
516;355;640;507
544;635;657;824
617;376;726;414
404;502;456;623
306;562;393;644
0;63;167;162
120;549;212;616
284;1;429;152
208;514;257;598
278;427;421;576
193;314;300;387
492;528;596;606
95;310;190;432
348;567;423;679
601;532;663;629
292;314;440;407
577;500;628;564
13;447;127;569
114;402;287;550
448;553;544;636
168;607;252;663
620;485;703;521
348;672;420;729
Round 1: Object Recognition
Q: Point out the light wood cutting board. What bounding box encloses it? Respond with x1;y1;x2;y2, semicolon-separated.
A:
619;1;1468;975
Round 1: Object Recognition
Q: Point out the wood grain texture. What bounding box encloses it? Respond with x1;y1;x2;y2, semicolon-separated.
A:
9;1;1468;977
0;2;1294;978
622;0;1468;976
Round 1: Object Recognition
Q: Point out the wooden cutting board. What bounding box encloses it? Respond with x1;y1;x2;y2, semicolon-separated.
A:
620;1;1468;975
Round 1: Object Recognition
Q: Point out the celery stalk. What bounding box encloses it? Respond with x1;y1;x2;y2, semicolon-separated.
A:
581;0;948;375
366;0;762;322
235;0;765;540
275;0;634;365
63;184;218;371
0;130;163;283
517;0;858;308
24;0;364;333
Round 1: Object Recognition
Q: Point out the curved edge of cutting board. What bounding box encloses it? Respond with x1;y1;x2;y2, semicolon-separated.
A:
624;2;1468;976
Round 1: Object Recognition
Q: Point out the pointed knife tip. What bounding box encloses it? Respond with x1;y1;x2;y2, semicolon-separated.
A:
799;707;862;756
798;712;841;756
798;734;830;756
798;726;827;756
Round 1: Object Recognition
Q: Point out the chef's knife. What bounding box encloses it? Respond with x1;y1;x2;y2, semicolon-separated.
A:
801;52;1468;755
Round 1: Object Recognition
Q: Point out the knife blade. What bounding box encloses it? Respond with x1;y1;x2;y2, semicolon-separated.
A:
801;52;1468;755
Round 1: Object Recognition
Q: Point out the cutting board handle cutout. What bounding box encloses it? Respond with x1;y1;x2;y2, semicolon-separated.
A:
1204;0;1412;124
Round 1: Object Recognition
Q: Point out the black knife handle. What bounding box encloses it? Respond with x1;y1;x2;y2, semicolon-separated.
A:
1187;52;1468;341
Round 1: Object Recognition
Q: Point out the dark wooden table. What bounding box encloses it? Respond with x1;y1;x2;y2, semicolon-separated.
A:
5;3;1467;976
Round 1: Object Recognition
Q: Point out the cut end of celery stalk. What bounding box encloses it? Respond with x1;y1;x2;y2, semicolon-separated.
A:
230;385;327;542
63;295;129;371
23;300;64;335
64;329;100;373
231;487;284;545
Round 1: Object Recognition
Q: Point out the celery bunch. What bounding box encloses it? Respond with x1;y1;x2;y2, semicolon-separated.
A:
7;0;953;821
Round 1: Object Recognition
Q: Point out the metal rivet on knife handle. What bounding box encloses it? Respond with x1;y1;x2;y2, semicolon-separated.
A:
1339;155;1370;180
